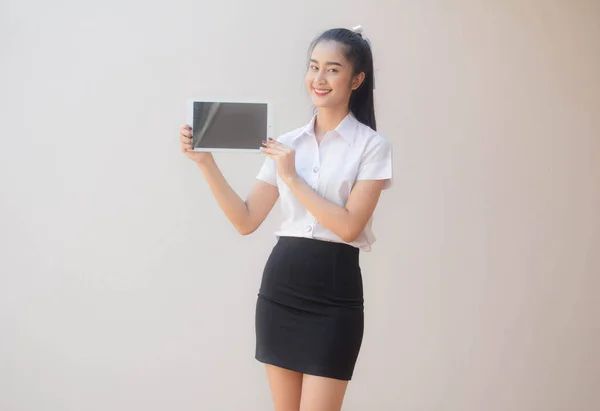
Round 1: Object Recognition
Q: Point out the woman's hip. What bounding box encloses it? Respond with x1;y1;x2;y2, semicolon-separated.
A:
258;236;363;310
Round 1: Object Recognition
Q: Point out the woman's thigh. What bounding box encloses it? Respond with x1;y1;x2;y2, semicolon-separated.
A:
265;364;303;411
299;374;349;411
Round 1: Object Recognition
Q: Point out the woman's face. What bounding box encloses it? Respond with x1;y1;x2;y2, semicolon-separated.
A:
305;40;364;110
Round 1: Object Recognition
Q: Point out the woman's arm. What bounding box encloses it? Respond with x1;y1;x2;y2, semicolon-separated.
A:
180;124;279;235
197;157;280;235
285;176;385;242
260;138;387;242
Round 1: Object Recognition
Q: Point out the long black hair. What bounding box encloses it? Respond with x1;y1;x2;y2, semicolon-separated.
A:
308;28;376;131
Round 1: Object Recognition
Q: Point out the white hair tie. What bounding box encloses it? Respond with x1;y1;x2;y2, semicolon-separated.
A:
352;25;363;34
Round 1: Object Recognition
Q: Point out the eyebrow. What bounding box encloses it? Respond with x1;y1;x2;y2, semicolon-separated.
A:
310;59;343;67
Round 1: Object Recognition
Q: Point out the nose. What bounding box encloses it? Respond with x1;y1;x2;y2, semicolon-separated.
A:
315;70;326;84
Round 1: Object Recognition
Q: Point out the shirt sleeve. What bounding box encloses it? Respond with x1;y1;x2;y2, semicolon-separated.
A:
256;156;278;186
356;135;393;190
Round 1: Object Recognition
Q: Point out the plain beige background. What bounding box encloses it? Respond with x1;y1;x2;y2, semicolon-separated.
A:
1;0;599;410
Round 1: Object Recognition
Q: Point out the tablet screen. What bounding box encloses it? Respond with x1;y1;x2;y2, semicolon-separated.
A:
191;101;268;151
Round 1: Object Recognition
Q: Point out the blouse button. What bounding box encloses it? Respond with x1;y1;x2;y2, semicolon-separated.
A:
313;166;319;173
304;225;313;233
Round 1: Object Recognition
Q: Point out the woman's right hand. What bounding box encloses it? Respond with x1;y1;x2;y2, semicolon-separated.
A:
179;124;214;165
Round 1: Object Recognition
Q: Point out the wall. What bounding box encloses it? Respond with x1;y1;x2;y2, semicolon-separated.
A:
1;0;598;410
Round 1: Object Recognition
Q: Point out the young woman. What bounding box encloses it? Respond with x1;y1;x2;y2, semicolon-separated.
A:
178;26;392;411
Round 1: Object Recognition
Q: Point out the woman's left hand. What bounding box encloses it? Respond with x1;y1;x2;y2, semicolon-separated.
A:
260;138;299;185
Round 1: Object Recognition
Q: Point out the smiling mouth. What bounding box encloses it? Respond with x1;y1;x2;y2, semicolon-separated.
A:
314;88;331;96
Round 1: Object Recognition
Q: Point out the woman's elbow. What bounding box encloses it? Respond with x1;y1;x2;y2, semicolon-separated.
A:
235;220;260;236
236;225;256;236
339;227;361;243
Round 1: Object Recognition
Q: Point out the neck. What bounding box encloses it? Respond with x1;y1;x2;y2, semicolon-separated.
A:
314;105;350;139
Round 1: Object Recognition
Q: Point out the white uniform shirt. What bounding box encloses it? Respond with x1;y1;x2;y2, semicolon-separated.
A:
256;112;393;251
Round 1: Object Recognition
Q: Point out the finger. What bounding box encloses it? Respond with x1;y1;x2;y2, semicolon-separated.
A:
263;139;286;150
265;137;282;146
261;151;276;160
259;147;281;156
266;140;290;152
180;125;192;137
262;146;288;156
180;135;192;143
266;145;291;155
262;138;277;145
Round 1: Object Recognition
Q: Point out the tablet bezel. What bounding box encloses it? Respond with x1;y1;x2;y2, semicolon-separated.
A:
186;98;273;153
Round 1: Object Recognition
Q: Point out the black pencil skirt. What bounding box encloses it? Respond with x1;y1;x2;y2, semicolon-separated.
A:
255;236;364;381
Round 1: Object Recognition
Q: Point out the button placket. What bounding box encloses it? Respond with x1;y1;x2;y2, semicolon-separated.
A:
313;144;322;190
310;149;321;190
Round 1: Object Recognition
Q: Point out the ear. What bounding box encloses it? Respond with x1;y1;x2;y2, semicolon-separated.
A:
351;72;366;91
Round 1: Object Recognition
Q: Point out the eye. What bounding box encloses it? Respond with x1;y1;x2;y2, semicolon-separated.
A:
310;65;319;71
328;68;338;73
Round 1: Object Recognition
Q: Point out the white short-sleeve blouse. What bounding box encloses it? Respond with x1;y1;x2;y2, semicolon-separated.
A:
256;112;393;251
